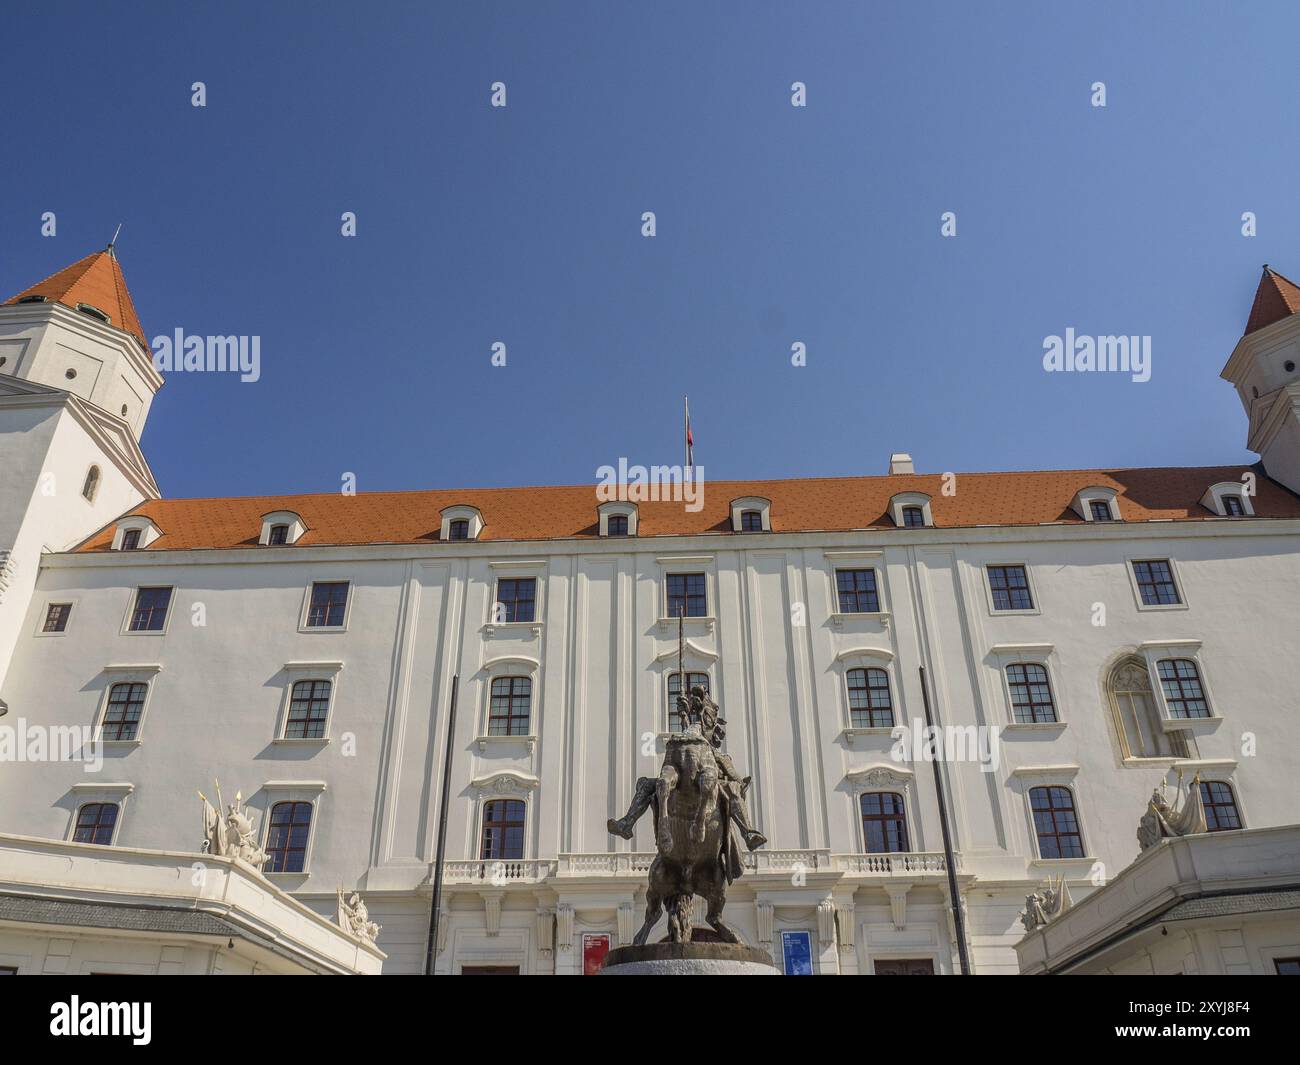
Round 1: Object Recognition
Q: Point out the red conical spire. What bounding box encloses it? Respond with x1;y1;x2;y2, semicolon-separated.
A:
4;246;147;349
1244;264;1300;336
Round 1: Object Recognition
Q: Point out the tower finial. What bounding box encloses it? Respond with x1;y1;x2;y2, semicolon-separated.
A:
107;223;122;258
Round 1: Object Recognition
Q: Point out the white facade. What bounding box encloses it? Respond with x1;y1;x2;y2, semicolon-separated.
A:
1;253;1299;975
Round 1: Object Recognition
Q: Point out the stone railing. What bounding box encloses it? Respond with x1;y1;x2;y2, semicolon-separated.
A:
833;851;953;875
442;858;556;884
440;850;956;885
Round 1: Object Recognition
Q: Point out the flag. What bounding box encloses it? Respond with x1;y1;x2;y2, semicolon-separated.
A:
684;396;694;469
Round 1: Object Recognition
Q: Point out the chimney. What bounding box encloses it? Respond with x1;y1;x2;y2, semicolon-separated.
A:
888;452;914;475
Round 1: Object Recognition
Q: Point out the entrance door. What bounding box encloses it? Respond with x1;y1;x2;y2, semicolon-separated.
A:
874;958;935;975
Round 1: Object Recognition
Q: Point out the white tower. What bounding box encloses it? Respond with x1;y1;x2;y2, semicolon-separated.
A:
1221;265;1300;496
0;245;162;701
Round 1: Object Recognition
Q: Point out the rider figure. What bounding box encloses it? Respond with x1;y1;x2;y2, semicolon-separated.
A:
608;685;767;851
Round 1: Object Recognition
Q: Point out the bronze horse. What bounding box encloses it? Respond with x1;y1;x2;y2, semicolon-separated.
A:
632;729;742;945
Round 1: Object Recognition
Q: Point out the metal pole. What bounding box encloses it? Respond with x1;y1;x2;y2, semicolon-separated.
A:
424;672;459;975
918;665;971;975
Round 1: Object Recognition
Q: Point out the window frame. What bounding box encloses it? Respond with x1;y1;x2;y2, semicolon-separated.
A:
93;666;161;745
844;765;920;853
259;782;326;878
298;579;353;633
989;643;1066;730
597;500;638;537
70;801;121;846
1199;779;1244;833
486;675;533;737
1137;641;1222;733
81;465;101;504
845;666;895;730
263;800;315;875
35;597;77;637
479;796;529;862
1027;784;1086;860
665;571;709;620
1004;661;1058;725
1012;770;1090;865
834;567;882;615
493;576;538;625
983;562;1038;616
273;663;344;744
65;783;134;845
120;585;175;636
859;790;911;854
665;669;713;734
1126;557;1188;612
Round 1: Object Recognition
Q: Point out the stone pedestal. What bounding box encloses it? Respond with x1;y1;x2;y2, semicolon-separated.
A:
600;942;779;975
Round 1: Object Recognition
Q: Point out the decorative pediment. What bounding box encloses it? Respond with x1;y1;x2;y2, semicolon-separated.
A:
653;639;717;664
468;770;539;797
845;764;913;792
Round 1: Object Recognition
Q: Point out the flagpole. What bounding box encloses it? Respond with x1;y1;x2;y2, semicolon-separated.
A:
683;395;689;474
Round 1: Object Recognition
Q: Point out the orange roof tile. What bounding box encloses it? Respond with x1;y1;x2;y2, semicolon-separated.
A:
1244;266;1300;336
4;248;147;349
74;466;1300;553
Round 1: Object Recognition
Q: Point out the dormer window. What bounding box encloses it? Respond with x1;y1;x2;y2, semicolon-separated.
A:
597;500;638;537
75;302;110;324
111;516;162;551
17;294;47;305
888;492;932;528
1072;486;1120;523
259;511;306;546
729;496;771;533
1200;481;1255;517
440;505;484;542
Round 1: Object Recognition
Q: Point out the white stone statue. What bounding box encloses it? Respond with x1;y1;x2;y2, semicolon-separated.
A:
337;887;381;943
198;780;270;871
1019;872;1072;931
1137;773;1206;851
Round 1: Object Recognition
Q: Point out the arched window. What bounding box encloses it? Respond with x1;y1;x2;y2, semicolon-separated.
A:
861;792;908;853
846;668;893;728
740;510;764;532
1006;663;1056;723
1029;786;1084;858
102;682;147;741
481;799;526;860
1157;659;1210;718
81;466;100;502
1199;781;1242;832
286;680;331;739
265;801;313;873
1107;657;1189;759
488;677;531;736
667;671;710;733
72;802;118;845
901;505;925;528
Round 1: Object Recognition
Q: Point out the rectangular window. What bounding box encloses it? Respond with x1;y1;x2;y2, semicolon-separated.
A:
128;587;172;631
481;799;526;860
606;514;629;537
265;801;313;873
43;603;72;632
987;565;1033;611
666;573;707;618
1089;500;1113;521
1006;663;1057;724
1029;786;1084;859
102;682;147;741
73;802;118;845
836;569;880;613
1199;781;1242;832
495;577;536;624
1223;495;1246;516
1158;659;1210;718
1274;957;1300;975
306;582;349;627
488;676;532;736
1133;560;1181;606
120;529;141;551
285;680;332;739
860;792;909;853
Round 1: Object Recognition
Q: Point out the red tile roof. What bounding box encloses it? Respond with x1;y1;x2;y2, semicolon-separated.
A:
4;248;147;349
1244;266;1300;336
74;466;1300;552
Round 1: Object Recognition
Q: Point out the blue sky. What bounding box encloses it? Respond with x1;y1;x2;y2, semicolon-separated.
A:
2;1;1297;498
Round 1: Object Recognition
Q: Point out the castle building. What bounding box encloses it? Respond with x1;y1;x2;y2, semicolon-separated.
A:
0;249;1298;974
